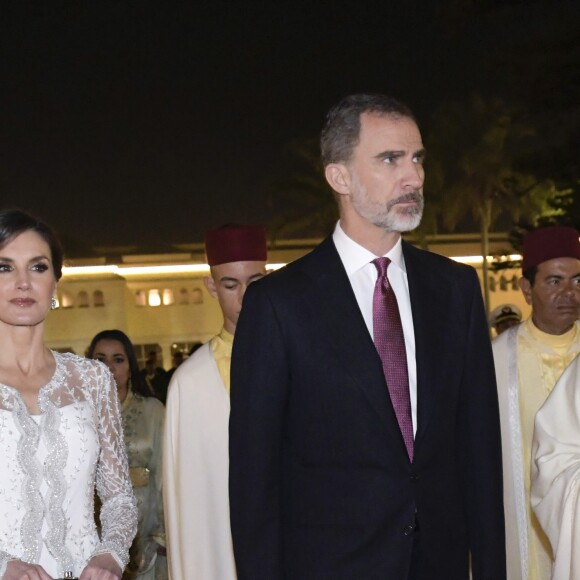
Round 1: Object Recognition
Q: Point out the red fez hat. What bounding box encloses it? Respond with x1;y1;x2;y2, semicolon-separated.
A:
204;224;267;266
522;226;580;271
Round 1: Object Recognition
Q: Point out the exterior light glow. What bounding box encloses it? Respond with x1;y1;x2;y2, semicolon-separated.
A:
450;254;521;265
62;263;285;277
61;256;521;277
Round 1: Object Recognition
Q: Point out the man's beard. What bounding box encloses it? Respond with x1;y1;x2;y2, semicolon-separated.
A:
350;181;424;233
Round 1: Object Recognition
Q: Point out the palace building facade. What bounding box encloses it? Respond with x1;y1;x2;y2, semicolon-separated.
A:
45;233;528;369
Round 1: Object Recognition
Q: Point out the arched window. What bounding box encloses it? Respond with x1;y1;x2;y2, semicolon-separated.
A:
192;288;204;304
93;290;105;307
135;290;147;306
148;289;161;307
60;291;74;308
178;288;189;305
77;291;90;308
162;289;175;306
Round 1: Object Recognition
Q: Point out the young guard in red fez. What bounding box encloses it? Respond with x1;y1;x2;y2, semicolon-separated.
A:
162;225;267;580
493;225;580;580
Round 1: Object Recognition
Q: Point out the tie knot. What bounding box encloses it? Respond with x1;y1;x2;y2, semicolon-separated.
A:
372;257;391;278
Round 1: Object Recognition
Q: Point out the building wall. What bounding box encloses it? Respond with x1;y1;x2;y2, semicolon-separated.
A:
44;237;531;366
46;278;129;355
45;274;223;363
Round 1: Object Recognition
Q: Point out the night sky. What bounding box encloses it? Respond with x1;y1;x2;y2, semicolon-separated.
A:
1;1;576;252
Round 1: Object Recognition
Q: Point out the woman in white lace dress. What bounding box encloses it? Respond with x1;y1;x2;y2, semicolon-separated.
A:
0;210;138;580
87;330;166;580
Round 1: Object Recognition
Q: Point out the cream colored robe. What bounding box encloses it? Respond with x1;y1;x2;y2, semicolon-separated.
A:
163;343;236;580
494;321;580;580
532;353;580;580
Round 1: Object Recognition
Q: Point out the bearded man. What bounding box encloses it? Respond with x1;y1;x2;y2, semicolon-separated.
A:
229;93;506;580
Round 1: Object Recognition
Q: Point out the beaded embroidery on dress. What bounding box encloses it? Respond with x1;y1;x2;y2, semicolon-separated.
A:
0;352;138;578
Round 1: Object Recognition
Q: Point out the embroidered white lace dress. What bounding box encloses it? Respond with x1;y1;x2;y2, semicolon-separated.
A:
0;352;138;578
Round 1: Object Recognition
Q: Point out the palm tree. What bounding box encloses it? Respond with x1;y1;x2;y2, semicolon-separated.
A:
424;94;570;312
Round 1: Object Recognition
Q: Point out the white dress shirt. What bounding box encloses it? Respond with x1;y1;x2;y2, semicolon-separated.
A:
332;222;418;435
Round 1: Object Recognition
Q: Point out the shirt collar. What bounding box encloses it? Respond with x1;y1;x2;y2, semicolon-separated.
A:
332;221;406;276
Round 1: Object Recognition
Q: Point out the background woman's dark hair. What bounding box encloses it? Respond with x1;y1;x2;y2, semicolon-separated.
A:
0;208;64;280
87;329;151;398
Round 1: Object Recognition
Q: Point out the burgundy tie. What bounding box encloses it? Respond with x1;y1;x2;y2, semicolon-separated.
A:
372;257;414;461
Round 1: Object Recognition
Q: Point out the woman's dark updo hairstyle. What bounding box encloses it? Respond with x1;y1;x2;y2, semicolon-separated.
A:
0;208;64;280
87;329;151;398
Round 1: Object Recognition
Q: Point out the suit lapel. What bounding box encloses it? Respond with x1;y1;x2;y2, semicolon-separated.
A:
403;242;446;444
300;237;410;455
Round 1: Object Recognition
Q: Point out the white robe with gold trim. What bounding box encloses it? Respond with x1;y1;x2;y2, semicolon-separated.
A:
494;321;580;580
532;353;580;580
162;343;236;580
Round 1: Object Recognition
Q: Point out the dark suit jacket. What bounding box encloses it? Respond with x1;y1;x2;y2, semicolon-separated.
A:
229;237;506;580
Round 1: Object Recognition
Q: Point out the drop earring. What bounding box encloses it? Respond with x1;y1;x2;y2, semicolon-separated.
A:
51;297;57;310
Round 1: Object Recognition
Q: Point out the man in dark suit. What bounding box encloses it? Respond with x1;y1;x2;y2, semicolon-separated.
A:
229;94;506;579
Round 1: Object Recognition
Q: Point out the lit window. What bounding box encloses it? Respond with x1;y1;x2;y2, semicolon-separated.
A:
162;289;175;305
148;289;161;307
60;291;74;308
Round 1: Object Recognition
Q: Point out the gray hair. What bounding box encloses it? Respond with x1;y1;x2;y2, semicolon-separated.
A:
320;93;417;167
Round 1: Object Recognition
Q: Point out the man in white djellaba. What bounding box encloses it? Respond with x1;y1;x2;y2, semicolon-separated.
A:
493;225;580;580
532;352;580;580
162;224;267;580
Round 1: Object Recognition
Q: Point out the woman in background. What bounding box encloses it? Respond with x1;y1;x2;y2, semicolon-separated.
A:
87;330;167;580
0;209;137;580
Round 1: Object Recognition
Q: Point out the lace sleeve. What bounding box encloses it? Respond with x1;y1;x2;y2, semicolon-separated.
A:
0;552;17;577
92;363;138;569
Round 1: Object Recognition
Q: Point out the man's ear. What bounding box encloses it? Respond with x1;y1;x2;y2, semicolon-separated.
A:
324;163;351;196
518;276;533;306
203;275;218;300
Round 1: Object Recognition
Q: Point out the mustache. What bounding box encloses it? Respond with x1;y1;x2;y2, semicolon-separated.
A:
387;191;423;211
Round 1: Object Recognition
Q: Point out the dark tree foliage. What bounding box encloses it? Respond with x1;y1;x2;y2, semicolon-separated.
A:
267;138;338;242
